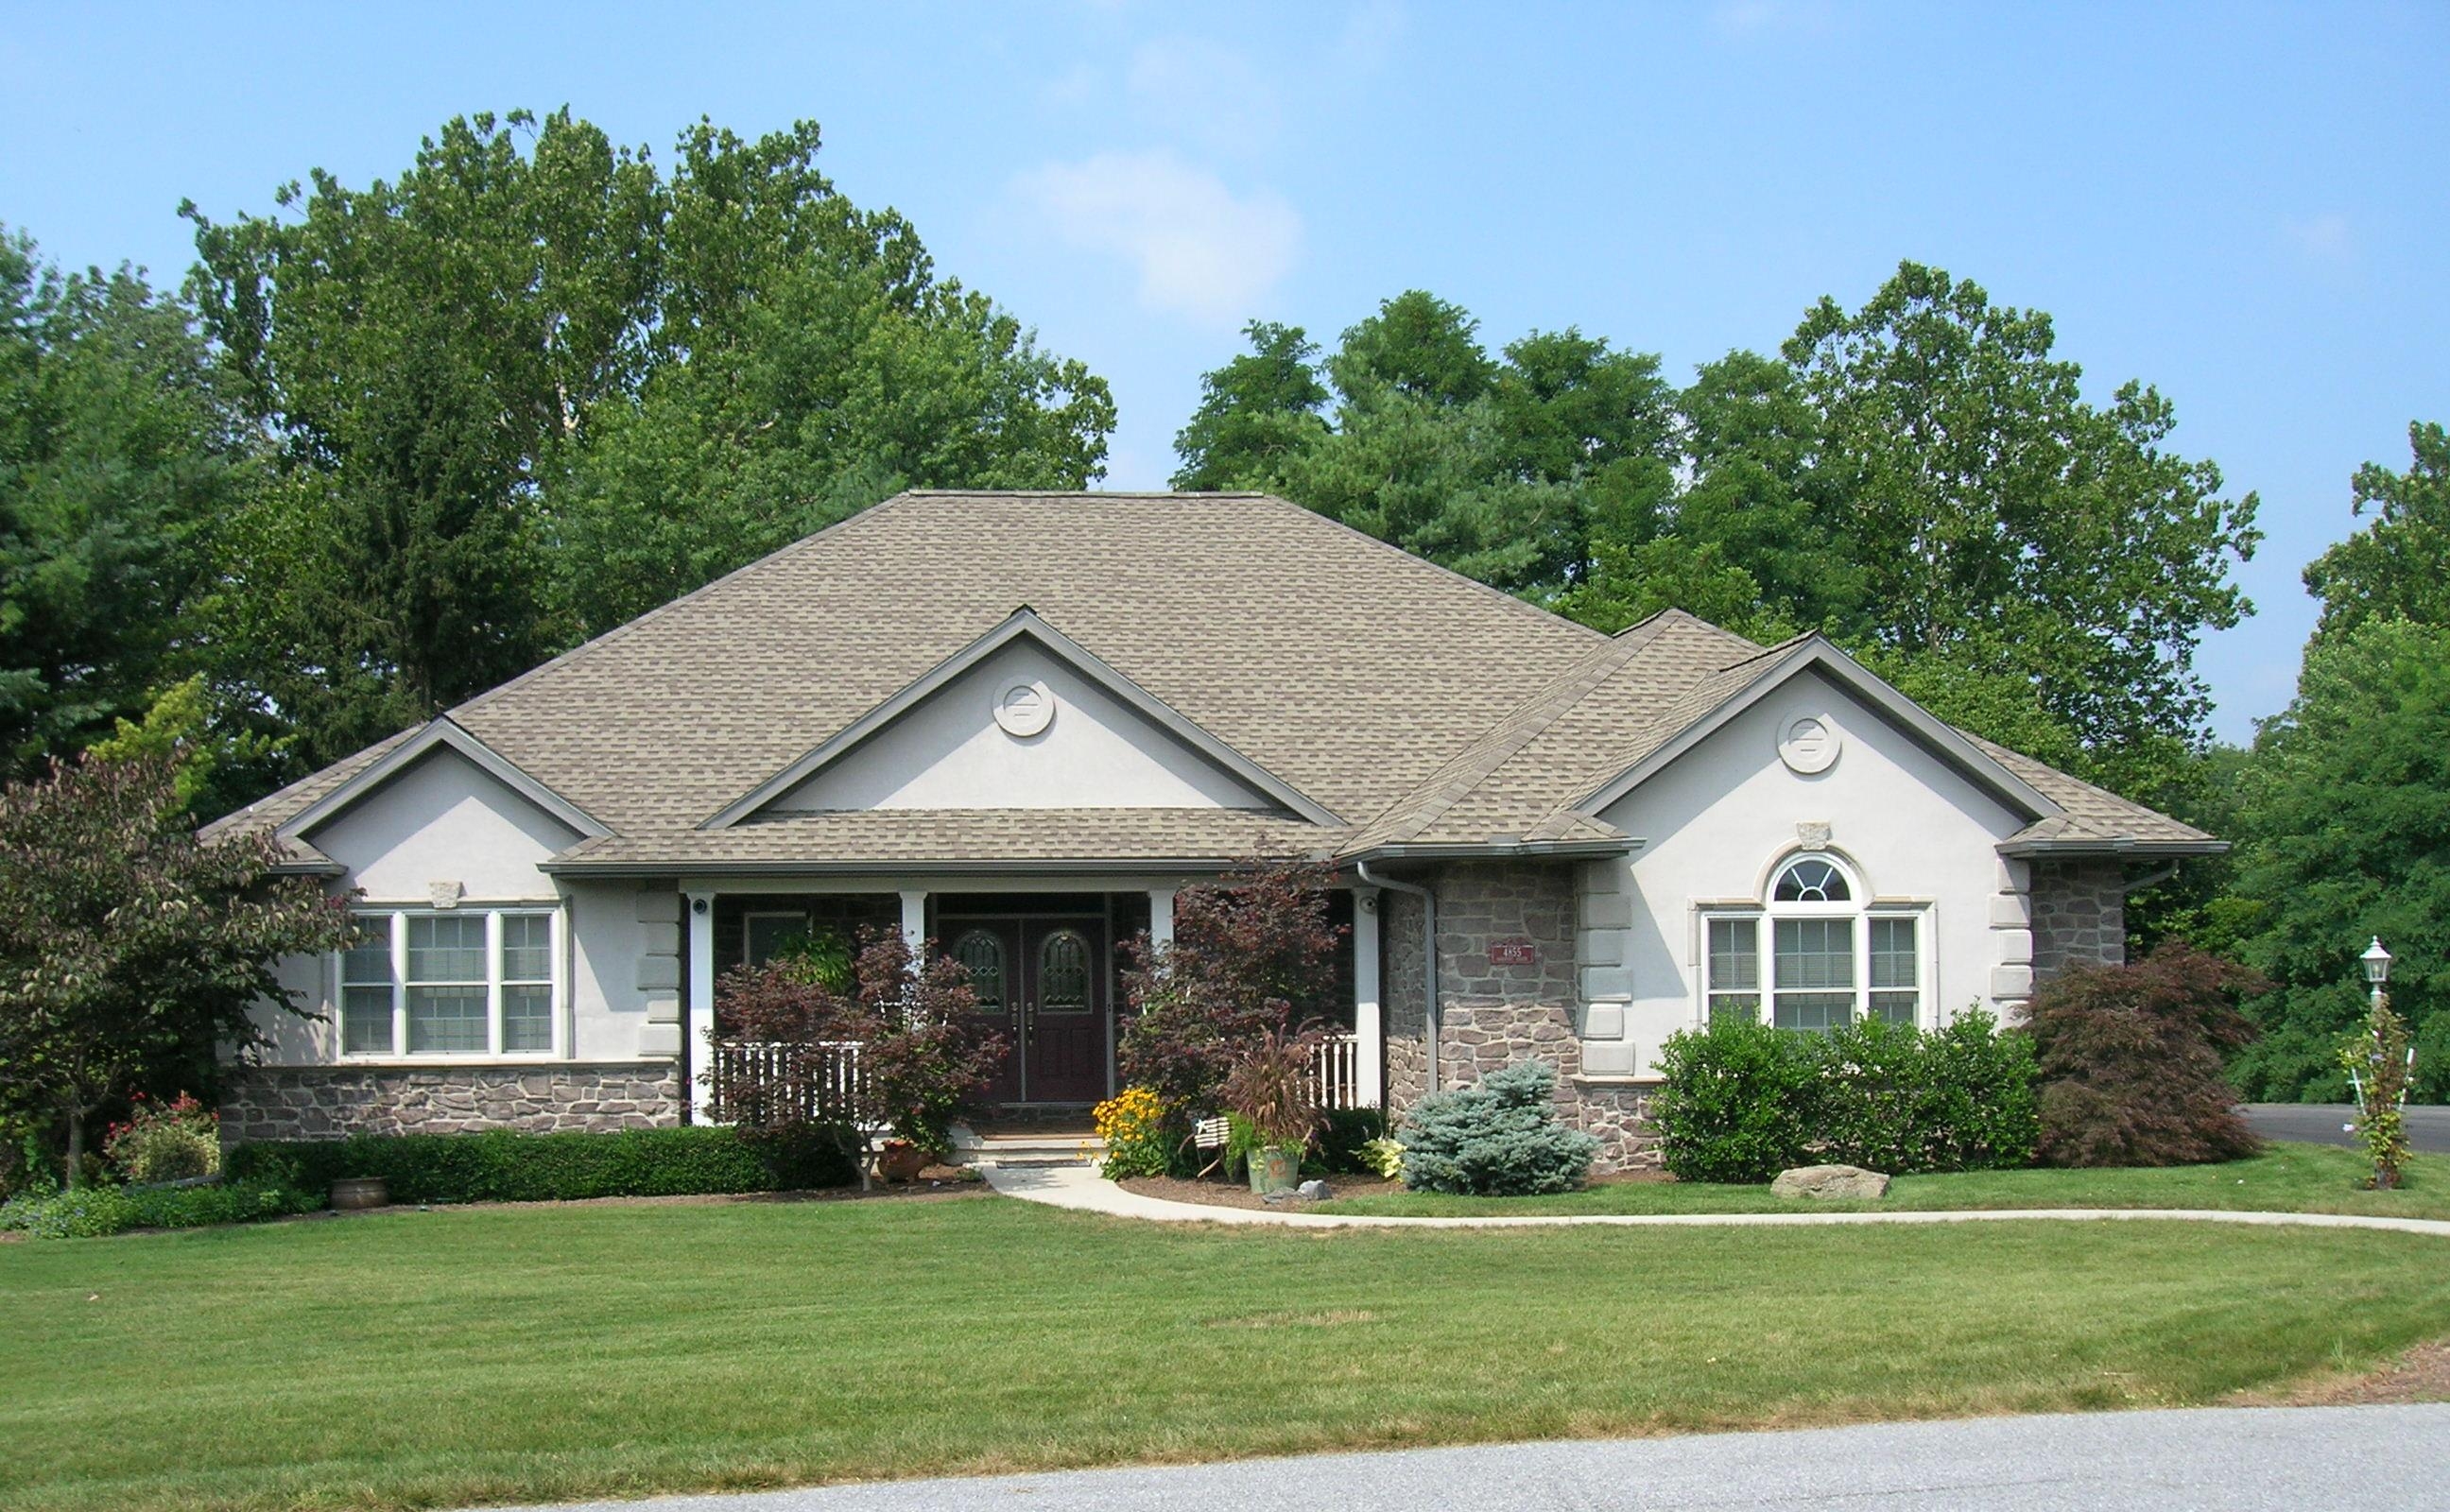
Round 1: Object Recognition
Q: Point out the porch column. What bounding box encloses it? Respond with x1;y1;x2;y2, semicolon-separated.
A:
899;889;928;947
1353;887;1385;1108
684;888;716;1124
1148;887;1178;954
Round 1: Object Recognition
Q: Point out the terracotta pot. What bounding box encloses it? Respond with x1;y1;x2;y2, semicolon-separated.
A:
875;1143;929;1184
330;1177;388;1211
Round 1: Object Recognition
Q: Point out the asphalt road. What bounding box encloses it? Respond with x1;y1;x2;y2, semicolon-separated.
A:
2245;1102;2450;1153
496;1406;2450;1512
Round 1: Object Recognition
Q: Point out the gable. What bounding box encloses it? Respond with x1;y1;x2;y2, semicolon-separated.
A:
303;746;585;901
760;638;1286;815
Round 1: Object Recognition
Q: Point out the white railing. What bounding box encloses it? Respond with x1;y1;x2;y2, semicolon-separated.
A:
1309;1032;1365;1111
708;1039;864;1123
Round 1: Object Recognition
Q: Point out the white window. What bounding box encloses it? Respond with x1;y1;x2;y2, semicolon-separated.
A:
340;908;561;1058
1699;854;1926;1033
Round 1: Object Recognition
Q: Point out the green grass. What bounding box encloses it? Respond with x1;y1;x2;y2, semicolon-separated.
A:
1323;1143;2450;1220
3;1189;2447;1511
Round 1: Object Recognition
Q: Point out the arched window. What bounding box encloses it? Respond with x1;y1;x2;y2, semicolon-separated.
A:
1700;854;1924;1033
1037;929;1092;1014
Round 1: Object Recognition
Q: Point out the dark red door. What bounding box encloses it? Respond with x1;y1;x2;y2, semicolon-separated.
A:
946;922;1021;1104
1021;921;1106;1103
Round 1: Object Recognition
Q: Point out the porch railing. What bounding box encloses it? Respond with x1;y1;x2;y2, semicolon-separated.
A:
706;1039;864;1124
1309;1032;1365;1111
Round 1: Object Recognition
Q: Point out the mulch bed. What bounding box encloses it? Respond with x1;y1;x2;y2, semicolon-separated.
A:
1117;1174;1407;1211
2277;1338;2450;1405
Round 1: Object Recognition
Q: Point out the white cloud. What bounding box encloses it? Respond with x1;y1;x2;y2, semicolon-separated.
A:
1011;150;1301;328
2282;213;2355;266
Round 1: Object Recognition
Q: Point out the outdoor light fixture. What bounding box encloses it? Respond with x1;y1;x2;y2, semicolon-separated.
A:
2363;936;2392;989
692;897;710;917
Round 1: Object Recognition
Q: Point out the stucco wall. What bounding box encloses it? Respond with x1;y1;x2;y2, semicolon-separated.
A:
1588;667;2032;1076
770;640;1273;811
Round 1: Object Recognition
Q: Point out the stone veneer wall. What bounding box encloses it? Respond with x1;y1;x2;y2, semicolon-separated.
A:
2029;859;2128;977
221;1063;683;1142
1376;862;1660;1173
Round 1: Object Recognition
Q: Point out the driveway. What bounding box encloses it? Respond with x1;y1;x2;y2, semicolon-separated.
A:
495;1405;2450;1511
2245;1102;2450;1153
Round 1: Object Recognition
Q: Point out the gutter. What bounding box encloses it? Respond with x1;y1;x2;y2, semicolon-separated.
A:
1994;837;2229;859
1337;837;1638;867
1354;859;1440;1096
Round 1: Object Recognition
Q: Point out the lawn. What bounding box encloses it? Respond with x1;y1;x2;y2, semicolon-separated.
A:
3;1192;2447;1511
1323;1143;2450;1221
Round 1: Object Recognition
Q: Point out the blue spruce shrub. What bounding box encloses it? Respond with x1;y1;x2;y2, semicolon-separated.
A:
1396;1060;1598;1195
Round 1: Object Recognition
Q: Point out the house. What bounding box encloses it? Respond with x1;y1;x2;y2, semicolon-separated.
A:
208;491;2220;1168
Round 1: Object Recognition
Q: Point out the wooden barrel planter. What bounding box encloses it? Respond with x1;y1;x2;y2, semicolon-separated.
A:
329;1177;389;1211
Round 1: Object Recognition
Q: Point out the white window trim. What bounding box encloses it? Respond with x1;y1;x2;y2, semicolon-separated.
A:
336;904;567;1063
1694;854;1936;1031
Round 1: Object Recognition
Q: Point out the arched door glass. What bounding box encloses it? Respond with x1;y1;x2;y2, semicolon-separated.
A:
1037;929;1091;1014
953;929;1005;1010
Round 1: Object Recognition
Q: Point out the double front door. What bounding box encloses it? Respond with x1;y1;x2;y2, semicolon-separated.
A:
945;917;1107;1104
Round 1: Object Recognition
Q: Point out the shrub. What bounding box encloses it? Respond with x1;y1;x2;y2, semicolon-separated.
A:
1314;1106;1389;1176
0;1177;320;1239
1818;1011;2038;1174
224;1125;855;1205
1219;1027;1324;1150
1396;1060;1598;1196
2028;941;2266;1167
102;1092;221;1183
1650;1014;1824;1182
1094;1087;1172;1180
1354;1136;1405;1179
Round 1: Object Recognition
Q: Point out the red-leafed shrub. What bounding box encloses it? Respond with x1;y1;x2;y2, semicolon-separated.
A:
716;926;1005;1167
2027;942;2266;1167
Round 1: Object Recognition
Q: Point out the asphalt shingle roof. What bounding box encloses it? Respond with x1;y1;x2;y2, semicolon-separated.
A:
207;491;2215;869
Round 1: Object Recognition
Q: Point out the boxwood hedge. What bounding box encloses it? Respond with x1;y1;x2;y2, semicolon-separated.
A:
224;1125;857;1205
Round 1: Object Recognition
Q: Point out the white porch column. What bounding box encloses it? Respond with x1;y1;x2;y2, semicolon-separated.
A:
1352;887;1385;1108
684;889;717;1123
1148;887;1178;954
899;889;928;947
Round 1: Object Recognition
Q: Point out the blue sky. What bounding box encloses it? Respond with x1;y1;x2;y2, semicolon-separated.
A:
4;2;2443;743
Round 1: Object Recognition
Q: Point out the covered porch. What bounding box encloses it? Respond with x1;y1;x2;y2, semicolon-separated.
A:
682;877;1384;1121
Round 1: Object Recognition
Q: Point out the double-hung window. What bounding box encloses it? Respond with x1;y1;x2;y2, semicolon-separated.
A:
1699;855;1926;1033
341;908;561;1058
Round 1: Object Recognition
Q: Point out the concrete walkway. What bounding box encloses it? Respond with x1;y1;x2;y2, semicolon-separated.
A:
979;1161;2450;1237
492;1404;2450;1511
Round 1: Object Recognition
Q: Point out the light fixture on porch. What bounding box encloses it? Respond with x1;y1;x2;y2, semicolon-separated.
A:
692;897;710;916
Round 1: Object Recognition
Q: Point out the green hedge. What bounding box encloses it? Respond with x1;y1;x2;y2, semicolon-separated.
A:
0;1179;323;1239
224;1125;857;1205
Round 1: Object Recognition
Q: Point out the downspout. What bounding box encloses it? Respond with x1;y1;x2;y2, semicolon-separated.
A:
1354;860;1439;1094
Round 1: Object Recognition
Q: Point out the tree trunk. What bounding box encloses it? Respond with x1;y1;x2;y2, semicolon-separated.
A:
63;1107;87;1189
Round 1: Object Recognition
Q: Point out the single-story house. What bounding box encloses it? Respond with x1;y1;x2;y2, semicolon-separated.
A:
209;490;2220;1168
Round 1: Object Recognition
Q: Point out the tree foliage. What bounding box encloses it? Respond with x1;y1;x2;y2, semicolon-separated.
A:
1177;265;2256;805
0;753;354;1182
2302;421;2450;644
2027;942;2265;1167
2222;616;2450;1102
182;111;1113;771
0;230;251;779
1117;859;1346;1116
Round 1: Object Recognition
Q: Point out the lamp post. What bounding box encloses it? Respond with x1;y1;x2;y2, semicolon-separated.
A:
2345;936;2410;1190
2362;936;2392;1008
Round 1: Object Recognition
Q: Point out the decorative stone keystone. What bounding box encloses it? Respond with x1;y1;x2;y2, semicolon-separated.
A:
1770;1163;1891;1200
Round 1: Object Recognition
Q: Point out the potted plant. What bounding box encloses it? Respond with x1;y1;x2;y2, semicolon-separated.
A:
874;1138;929;1184
1221;1028;1323;1196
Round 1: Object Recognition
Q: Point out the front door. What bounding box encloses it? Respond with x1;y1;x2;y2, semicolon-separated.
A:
940;914;1108;1104
1020;921;1105;1103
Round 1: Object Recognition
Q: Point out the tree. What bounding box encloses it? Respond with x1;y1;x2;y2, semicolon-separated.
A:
1171;321;1330;491
0;753;354;1182
185;111;1114;770
2027;942;2265;1168
0;229;250;777
1117;859;1346;1116
2302;421;2450;643
715;926;1004;1179
2223;616;2450;1102
1783;261;2258;797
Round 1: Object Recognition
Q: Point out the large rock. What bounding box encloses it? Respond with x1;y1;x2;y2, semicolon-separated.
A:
1770;1163;1891;1200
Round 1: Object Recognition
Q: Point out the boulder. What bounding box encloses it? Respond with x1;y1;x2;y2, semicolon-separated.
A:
1770;1163;1891;1201
1296;1178;1333;1202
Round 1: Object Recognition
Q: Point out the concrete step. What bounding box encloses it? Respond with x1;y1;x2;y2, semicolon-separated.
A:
949;1125;1106;1169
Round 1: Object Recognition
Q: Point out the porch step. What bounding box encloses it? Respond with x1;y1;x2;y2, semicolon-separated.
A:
949;1124;1106;1169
